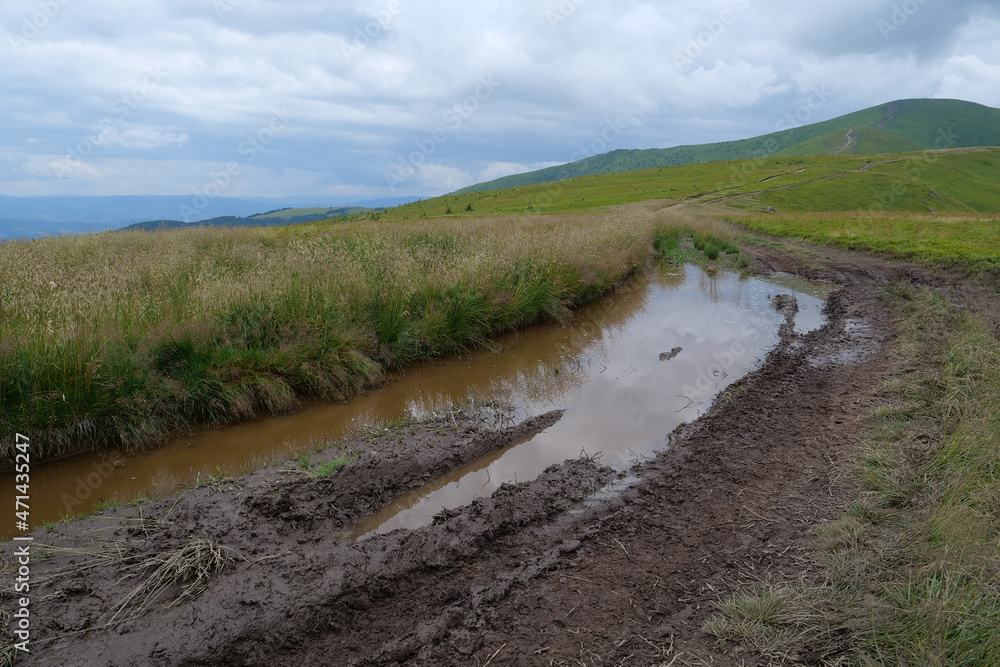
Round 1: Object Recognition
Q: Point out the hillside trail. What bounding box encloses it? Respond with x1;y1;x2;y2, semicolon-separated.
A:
832;128;857;156
877;102;898;129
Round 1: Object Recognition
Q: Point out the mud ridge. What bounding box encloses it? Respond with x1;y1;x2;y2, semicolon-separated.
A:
17;409;603;666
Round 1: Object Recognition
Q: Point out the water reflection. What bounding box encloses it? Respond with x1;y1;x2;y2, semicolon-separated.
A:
355;265;831;537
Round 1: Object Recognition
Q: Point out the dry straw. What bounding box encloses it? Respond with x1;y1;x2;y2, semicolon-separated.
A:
104;537;236;629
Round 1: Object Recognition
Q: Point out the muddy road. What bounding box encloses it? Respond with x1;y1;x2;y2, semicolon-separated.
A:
0;263;827;538
7;243;986;666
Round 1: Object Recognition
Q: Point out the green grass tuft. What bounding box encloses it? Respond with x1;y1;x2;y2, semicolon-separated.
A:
653;227;681;258
310;454;354;478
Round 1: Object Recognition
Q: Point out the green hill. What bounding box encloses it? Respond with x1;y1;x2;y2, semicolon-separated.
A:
121;206;377;231
377;148;1000;220
248;207;373;221
751;148;1000;213
455;99;1000;194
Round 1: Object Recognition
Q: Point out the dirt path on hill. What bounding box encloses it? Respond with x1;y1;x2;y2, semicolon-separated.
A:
6;239;998;667
833;128;856;156
687;147;985;207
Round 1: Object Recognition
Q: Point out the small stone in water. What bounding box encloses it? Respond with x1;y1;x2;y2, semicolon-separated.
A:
659;347;683;361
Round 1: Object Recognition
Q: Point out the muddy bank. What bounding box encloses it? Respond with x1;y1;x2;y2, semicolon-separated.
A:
11;241;999;666
10;407;591;664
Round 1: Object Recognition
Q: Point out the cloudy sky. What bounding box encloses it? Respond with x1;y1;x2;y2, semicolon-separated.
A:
1;0;998;200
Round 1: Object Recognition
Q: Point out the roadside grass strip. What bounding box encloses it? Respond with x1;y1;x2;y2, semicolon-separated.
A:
705;284;1000;665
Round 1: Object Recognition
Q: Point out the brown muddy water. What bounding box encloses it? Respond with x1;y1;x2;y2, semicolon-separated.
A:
1;265;830;538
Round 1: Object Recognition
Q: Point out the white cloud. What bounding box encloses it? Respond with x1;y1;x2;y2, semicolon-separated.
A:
476;161;564;183
936;55;1000;107
98;128;190;149
414;163;474;192
46;157;101;181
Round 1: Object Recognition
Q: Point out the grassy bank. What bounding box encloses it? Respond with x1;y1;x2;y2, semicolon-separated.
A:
705;285;1000;664
731;211;1000;280
1;209;680;462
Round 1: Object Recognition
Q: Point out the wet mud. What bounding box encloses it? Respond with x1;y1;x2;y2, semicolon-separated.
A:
6;243;996;666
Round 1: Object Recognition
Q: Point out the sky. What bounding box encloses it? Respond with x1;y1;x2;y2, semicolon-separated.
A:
1;0;999;201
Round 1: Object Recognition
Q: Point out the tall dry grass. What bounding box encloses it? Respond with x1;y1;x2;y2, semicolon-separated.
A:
1;209;666;460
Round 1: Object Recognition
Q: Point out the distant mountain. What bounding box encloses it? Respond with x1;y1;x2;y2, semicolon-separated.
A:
455;99;1000;194
120;207;378;232
0;195;420;239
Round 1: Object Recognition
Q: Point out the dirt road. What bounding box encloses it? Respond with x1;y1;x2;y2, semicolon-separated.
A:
11;242;989;666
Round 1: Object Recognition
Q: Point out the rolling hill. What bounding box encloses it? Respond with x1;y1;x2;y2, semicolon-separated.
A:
455;99;1000;194
0;195;421;239
120;206;378;231
375;147;1000;220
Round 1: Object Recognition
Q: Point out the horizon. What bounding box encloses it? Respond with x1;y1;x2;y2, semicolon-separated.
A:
2;1;999;202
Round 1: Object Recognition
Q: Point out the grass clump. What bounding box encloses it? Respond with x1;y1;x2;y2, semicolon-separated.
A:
653;227;682;258
691;231;740;263
311;453;354;478
703;586;833;663
705;284;1000;665
92;496;120;512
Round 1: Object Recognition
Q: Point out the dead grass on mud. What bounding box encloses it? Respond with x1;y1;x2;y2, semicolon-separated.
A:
705;283;1000;665
104;537;236;629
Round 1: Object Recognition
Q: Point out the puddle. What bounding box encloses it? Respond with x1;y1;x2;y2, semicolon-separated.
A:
353;265;831;538
0;265;830;538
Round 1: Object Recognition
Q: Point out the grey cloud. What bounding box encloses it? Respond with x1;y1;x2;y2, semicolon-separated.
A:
0;0;998;197
773;0;998;59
